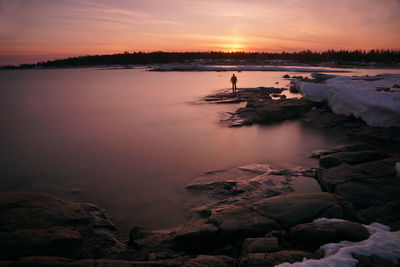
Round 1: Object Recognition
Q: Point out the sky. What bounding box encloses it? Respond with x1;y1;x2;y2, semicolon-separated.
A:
0;0;400;65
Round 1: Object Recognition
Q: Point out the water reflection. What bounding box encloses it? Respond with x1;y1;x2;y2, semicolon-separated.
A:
0;67;396;235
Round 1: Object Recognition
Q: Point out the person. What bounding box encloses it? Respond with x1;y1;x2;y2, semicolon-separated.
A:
230;74;238;94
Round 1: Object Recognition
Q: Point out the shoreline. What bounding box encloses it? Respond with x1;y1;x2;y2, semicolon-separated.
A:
1;74;399;266
2;62;400;71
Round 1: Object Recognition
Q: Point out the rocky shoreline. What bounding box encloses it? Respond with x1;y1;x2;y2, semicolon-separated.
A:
1;77;400;266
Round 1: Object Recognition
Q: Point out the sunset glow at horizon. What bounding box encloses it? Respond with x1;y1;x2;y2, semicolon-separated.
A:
1;0;400;65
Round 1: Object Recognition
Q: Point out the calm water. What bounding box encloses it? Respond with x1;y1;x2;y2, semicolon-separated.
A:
1;67;399;235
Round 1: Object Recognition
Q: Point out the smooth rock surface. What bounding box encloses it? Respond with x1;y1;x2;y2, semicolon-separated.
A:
289;221;370;249
250;193;356;229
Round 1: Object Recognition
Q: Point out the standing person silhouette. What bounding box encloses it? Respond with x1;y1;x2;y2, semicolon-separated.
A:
230;74;238;94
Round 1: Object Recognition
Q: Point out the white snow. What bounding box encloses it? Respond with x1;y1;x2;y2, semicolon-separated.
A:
396;162;400;177
276;219;400;267
150;64;349;73
293;74;400;128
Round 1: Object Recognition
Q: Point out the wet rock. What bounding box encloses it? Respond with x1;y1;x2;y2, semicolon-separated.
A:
236;98;315;125
187;181;239;196
209;207;282;238
0;192;125;260
319;151;388;168
289;221;369;250
241;237;279;255
182;255;235;267
240;250;318;267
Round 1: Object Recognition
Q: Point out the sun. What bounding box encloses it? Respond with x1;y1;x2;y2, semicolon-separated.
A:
223;43;246;52
219;36;246;52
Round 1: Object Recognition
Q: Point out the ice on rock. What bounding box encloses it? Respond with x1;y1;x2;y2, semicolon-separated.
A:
276;219;400;267
293;74;400;128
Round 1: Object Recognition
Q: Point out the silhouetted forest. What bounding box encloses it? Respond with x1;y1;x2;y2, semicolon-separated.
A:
3;50;400;69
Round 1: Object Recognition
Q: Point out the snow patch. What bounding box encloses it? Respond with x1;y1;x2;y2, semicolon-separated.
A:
294;74;400;128
276;219;400;267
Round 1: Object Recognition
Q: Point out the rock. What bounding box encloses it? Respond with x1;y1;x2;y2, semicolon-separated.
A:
283;74;290;78
334;177;400;208
241;237;279;255
250;193;356;228
319;151;388;168
316;159;397;192
290;221;370;250
357;199;400;230
182;255;235;267
187;181;239;196
237;98;315;125
173;219;219;251
208;206;282;238
240;250;318;267
0;192;125;260
289;85;300;93
128;226;148;249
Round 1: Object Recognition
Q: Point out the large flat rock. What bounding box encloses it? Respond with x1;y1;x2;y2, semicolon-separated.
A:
316;159;397;192
250;193;356;228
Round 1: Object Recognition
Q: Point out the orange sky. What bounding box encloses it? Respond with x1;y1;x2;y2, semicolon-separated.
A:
1;0;400;65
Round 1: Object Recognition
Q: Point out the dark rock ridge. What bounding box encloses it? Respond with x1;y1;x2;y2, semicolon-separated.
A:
0;192;125;260
312;144;400;230
289;221;370;250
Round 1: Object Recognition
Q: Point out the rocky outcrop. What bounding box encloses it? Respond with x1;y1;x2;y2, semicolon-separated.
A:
313;144;400;230
204;87;285;104
223;98;315;127
0;192;125;260
173;192;356;253
204;87;315;127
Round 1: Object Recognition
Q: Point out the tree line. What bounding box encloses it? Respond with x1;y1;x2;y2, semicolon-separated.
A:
3;49;400;69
